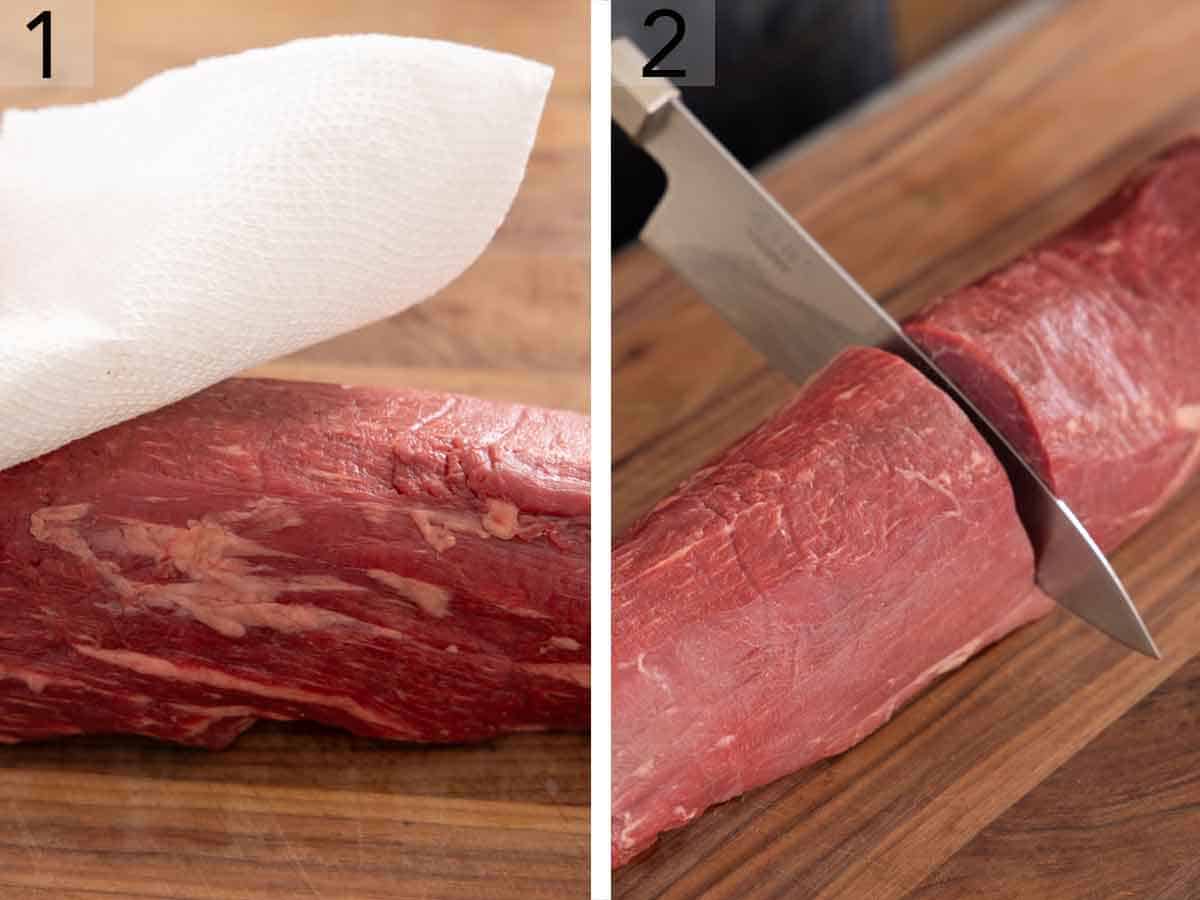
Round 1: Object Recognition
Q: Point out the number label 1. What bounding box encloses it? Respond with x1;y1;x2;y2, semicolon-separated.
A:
27;10;51;79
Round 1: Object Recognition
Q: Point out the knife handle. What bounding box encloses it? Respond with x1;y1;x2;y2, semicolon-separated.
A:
612;37;679;141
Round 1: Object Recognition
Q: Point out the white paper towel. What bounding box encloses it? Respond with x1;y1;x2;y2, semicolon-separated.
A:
0;35;552;471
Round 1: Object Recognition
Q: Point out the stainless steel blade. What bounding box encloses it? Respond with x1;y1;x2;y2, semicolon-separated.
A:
612;38;1159;658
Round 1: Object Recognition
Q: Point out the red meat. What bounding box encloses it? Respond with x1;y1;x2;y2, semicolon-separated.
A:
0;379;590;747
611;348;1051;866
906;139;1200;550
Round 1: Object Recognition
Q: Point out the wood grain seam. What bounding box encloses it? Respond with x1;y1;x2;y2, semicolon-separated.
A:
0;881;178;900
0;773;588;831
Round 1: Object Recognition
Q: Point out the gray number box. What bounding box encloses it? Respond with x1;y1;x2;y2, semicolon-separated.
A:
613;0;716;87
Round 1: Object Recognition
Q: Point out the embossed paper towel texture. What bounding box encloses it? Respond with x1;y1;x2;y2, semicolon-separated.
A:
0;35;552;470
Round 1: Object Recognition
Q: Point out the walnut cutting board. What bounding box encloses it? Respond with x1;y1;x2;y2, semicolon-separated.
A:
613;0;1200;896
0;2;588;898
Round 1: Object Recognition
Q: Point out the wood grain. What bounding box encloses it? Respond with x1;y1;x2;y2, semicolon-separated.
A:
910;653;1200;898
0;2;588;898
892;0;1018;67
0;724;589;804
0;765;587;900
613;0;1200;895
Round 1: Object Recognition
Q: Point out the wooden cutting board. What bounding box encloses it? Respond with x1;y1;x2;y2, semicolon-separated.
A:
0;2;588;898
613;0;1200;896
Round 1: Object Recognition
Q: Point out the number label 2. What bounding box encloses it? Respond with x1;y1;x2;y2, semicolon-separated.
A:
27;10;51;79
641;8;686;78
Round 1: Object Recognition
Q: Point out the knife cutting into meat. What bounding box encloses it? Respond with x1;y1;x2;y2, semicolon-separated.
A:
611;37;1158;658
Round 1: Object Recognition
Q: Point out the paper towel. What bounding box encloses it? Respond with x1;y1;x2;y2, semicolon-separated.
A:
0;35;552;471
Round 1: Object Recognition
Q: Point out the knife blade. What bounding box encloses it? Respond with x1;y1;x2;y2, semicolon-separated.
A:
612;37;1159;658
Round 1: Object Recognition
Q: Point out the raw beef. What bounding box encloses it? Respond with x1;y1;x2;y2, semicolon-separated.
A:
906;138;1200;550
611;347;1052;866
0;378;590;747
612;139;1200;867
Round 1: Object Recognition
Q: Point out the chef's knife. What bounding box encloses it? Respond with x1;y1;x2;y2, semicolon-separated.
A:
612;37;1159;658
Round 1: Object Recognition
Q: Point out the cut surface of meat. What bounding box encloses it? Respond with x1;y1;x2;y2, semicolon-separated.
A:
0;378;590;747
906;138;1200;550
611;347;1051;866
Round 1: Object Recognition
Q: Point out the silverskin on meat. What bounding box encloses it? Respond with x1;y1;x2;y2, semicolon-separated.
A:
0;379;590;746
